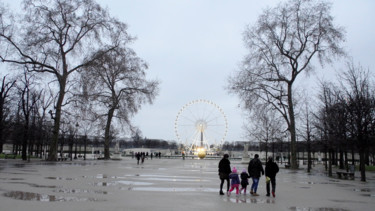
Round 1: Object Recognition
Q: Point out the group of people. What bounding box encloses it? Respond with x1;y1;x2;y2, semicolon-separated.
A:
218;154;279;197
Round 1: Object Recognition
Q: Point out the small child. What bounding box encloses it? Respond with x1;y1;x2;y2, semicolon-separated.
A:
240;169;250;194
228;167;240;196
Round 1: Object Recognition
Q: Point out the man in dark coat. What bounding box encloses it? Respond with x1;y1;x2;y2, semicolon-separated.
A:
265;156;279;197
248;154;264;196
218;154;231;195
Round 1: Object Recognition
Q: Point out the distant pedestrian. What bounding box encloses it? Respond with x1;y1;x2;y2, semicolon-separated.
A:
228;167;240;196
218;154;231;195
141;152;145;164
240;169;250;194
136;152;141;165
265;156;279;197
248;154;264;196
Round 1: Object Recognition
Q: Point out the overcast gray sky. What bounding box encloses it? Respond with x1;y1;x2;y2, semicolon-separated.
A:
2;0;375;143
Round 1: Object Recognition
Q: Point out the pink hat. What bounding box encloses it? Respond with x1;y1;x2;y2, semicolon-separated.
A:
232;167;237;173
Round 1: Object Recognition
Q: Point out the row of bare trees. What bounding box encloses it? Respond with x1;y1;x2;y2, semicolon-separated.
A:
227;0;374;182
313;62;375;182
0;0;159;160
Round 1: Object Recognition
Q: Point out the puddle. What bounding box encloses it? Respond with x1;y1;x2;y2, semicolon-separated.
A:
9;182;59;188
223;196;275;204
360;193;375;197
129;187;217;192
13;164;26;168
0;178;24;181
54;188;109;195
82;174;109;179
353;188;371;192
90;180;153;187
299;187;311;189
115;181;153;186
290;207;350;211
330;199;366;204
45;177;76;180
139;177;209;182
3;191;104;202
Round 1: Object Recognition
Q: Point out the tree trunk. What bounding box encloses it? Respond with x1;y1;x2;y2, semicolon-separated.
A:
22;119;29;161
359;149;366;182
287;83;298;169
104;108;115;159
48;75;67;161
328;149;332;177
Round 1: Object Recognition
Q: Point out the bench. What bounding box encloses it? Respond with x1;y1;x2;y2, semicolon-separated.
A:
285;164;290;169
336;171;355;180
57;157;68;161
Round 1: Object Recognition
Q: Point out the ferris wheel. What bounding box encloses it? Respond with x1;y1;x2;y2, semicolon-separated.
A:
174;99;228;153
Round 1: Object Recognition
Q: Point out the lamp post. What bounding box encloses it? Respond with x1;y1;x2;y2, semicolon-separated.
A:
74;122;79;159
84;135;87;160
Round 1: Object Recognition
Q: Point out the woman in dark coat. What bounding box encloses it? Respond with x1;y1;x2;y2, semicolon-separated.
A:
218;154;231;195
265;156;279;197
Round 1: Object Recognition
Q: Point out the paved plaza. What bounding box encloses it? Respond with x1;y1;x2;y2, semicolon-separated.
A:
0;157;374;211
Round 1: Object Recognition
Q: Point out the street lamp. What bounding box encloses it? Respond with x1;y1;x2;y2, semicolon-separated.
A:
74;122;79;159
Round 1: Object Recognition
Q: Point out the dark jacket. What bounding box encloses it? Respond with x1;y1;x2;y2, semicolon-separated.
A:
265;160;279;178
229;172;240;185
248;158;264;178
240;172;249;186
218;158;231;175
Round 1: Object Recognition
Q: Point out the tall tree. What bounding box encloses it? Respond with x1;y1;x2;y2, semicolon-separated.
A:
81;47;159;159
340;62;374;182
228;0;345;169
0;74;16;153
17;70;41;160
0;0;132;160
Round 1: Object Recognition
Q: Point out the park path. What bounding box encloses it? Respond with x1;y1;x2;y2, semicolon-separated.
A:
0;157;374;211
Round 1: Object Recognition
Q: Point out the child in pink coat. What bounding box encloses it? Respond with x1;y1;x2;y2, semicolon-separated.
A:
228;167;240;195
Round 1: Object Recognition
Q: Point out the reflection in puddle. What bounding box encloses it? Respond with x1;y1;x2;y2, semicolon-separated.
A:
54;188;109;195
0;178;24;181
353;188;371;192
130;187;217;192
3;191;103;202
45;177;76;180
290;207;350;211
116;181;153;185
223;196;275;204
360;193;375;197
300;186;311;189
139;177;209;182
90;180;153;187
9;182;59;188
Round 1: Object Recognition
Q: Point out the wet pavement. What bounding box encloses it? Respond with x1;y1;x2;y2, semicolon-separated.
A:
0;157;374;211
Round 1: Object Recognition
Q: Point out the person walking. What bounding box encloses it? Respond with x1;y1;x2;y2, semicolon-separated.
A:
240;169;250;194
248;154;264;196
228;167;240;196
136;152;141;165
265;156;279;197
218;154;231;195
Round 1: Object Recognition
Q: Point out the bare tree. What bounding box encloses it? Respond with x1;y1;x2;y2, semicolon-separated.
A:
245;108;284;160
16;70;42;160
81;47;159;159
339;61;374;182
0;74;17;153
0;0;133;161
228;0;345;169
